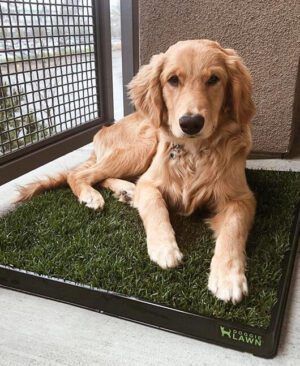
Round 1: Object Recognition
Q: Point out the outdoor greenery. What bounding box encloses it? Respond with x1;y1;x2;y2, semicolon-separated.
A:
0;0;121;154
0;170;299;328
0;82;48;154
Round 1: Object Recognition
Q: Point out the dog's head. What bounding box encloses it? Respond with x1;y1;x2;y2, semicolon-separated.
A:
128;39;255;139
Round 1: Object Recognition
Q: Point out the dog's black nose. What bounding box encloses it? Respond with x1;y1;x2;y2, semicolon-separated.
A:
179;114;205;135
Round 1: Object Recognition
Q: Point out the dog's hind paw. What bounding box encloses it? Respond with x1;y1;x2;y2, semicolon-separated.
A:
113;190;134;205
113;183;135;205
79;188;105;210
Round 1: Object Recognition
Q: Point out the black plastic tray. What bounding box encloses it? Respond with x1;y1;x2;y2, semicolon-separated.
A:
0;205;299;358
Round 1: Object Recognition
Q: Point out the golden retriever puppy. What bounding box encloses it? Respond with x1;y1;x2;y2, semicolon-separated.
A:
17;40;256;304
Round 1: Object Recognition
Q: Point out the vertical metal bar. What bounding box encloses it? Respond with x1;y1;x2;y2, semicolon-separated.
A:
0;0;100;160
120;0;139;116
93;0;114;122
0;0;114;183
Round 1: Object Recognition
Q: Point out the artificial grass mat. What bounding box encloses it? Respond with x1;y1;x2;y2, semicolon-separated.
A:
0;170;299;329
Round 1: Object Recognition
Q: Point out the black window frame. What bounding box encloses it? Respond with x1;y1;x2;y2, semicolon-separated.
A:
0;0;114;185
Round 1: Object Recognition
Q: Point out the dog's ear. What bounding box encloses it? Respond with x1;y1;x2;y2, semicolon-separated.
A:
128;53;165;127
224;48;255;124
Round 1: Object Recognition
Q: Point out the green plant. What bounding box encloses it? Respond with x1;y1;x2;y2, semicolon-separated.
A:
0;80;48;154
0;170;299;328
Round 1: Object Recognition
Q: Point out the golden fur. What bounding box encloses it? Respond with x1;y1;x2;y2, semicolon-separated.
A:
17;40;256;304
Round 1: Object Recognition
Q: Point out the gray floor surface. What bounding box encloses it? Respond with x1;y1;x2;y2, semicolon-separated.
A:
0;144;299;366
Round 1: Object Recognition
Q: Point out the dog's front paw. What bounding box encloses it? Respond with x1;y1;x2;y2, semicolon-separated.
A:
148;241;183;269
208;255;248;304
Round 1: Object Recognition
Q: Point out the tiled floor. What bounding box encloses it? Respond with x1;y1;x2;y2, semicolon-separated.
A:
0;144;299;366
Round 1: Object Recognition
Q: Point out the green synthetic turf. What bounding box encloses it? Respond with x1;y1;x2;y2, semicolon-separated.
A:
0;170;299;328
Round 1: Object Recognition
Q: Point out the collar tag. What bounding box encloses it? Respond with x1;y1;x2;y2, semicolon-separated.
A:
170;144;184;159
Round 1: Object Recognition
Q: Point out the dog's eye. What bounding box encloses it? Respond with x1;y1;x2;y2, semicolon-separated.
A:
207;74;219;85
168;75;179;87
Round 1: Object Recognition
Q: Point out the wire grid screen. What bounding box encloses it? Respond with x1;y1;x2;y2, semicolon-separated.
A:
0;0;99;156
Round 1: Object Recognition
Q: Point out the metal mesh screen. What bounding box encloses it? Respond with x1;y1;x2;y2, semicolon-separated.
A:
0;0;99;156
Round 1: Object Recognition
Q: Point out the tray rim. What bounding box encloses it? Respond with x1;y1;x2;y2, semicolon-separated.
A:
0;203;299;359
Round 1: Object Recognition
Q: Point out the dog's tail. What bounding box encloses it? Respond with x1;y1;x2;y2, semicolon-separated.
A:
15;172;69;203
15;152;97;203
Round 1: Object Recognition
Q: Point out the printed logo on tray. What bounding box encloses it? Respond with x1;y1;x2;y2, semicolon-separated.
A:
219;326;262;347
